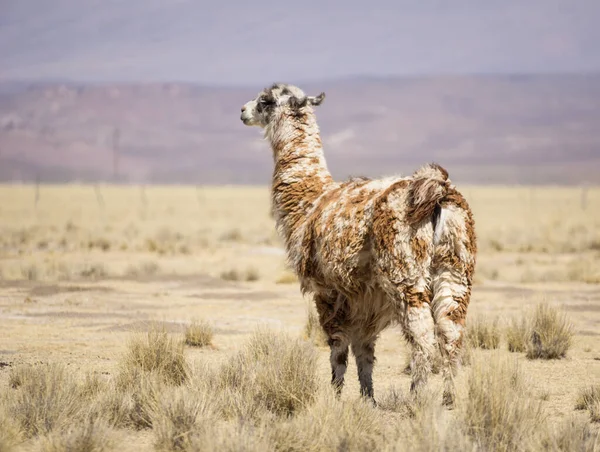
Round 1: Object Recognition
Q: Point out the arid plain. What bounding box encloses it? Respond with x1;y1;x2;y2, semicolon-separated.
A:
1;183;599;451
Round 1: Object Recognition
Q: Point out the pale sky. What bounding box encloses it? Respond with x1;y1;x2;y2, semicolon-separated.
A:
1;0;599;85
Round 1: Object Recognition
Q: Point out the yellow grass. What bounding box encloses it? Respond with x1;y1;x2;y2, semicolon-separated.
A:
0;184;599;451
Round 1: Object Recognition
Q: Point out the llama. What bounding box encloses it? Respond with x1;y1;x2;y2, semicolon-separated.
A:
240;83;477;406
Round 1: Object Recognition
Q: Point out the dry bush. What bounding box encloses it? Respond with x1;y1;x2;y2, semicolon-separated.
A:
575;385;600;423
96;369;163;430
124;260;160;278
185;319;214;348
0;407;23;451
462;354;545;452
267;389;381;452
220;267;260;282
526;303;573;360
575;386;600;411
385;397;474;452
37;417;119;452
506;316;530;353
377;386;438;419
152;386;216;451
188;421;273;452
215;328;319;419
6;363;84;437
466;314;501;349
303;306;328;348
543;416;600;451
275;270;298;285
119;325;189;385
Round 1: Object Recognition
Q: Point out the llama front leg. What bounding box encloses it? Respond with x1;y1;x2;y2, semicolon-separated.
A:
351;337;377;401
403;292;437;396
314;291;350;395
329;339;349;395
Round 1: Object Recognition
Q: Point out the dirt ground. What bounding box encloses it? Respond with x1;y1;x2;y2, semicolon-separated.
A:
1;184;599;449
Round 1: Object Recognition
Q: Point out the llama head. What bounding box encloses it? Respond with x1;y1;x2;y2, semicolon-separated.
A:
240;83;326;128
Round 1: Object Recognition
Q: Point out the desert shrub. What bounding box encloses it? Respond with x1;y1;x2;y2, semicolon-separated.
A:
119;325;188;385
220;267;259;282
575;385;600;411
275;270;298;285
0;407;23;451
303;306;327;347
466;314;501;349
152;386;216;451
386;397;474;452
542;416;600;451
215;328;319;418
526;303;573;360
506;316;530;353
189;421;273;452
185;319;214;348
377;386;438;419
575;385;600;423
37;417;118;452
96;370;163;430
463;355;545;452
267;389;381;452
6;363;83;437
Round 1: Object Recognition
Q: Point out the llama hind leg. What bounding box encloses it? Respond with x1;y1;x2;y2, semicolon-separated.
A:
402;290;437;395
351;336;377;401
431;277;470;407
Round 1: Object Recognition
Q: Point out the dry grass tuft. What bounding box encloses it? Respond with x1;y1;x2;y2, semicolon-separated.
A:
220;267;260;282
119;325;189;386
267;389;381;452
463;354;545;452
526;303;573;360
575;385;600;423
37;417;119;452
0;407;23;451
544;416;600;450
377;386;438;419
506;316;530;353
215;327;319;418
575;385;600;411
96;370;163;430
466;314;501;349
6;363;83;437
303;305;328;347
185;319;214;348
152;386;215;451
275;270;298;285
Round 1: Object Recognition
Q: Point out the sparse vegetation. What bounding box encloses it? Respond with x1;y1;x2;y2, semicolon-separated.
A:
506;316;530;353
119;326;188;385
303;305;327;347
466;314;501;349
185;319;214;348
1;185;599;450
463;355;545;452
526;303;573;360
37;418;118;452
6;363;84;437
220;267;261;282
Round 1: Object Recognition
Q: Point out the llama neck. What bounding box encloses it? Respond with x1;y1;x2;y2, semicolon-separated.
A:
266;109;334;242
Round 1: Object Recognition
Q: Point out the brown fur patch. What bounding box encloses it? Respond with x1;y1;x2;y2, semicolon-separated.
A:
411;236;429;264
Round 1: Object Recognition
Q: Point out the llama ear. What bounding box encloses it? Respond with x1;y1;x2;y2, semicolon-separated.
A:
307;92;326;106
289;96;308;109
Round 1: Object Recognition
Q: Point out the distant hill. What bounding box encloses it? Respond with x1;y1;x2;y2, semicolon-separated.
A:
1;74;599;185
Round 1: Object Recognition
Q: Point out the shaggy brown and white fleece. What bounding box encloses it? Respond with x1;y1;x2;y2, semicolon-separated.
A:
241;83;477;405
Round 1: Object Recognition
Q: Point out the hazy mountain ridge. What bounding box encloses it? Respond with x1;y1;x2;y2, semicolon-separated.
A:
1;74;599;185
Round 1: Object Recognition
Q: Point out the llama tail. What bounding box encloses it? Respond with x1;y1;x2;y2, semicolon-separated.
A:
406;162;450;229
